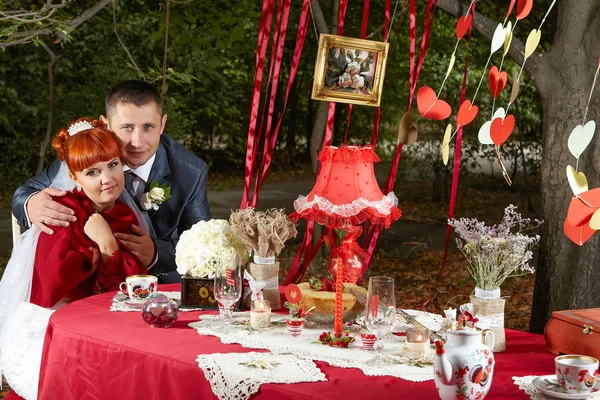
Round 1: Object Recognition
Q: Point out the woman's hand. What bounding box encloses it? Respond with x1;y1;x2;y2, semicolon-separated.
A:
84;213;118;258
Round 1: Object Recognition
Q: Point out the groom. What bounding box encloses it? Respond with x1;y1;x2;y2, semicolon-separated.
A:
12;80;211;283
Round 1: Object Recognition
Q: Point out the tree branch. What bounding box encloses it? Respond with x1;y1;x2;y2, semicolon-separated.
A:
112;0;144;79
430;0;540;77
1;0;112;48
310;0;329;34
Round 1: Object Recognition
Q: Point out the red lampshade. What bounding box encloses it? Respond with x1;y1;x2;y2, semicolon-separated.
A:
290;145;401;229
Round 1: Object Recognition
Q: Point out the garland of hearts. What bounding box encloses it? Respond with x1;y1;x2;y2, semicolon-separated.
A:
564;58;600;245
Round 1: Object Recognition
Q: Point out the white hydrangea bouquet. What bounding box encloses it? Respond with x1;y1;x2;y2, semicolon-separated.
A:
176;219;249;278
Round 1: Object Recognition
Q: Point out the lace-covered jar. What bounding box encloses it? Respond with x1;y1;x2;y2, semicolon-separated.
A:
141;294;179;328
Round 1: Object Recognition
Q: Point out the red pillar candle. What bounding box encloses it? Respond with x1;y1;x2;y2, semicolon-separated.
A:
334;258;344;338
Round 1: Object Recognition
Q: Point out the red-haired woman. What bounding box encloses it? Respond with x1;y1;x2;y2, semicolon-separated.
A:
0;118;147;400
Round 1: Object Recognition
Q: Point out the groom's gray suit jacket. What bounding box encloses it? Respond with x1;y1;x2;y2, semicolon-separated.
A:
12;134;211;280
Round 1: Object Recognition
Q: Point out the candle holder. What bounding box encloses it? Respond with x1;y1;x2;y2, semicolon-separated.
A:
250;299;271;329
405;327;430;354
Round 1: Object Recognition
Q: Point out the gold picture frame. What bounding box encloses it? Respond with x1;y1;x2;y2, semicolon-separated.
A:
312;34;389;107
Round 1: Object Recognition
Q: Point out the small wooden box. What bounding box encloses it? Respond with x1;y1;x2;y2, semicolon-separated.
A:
545;308;600;359
180;276;244;310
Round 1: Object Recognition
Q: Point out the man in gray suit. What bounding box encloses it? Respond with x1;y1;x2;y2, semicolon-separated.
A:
12;81;211;283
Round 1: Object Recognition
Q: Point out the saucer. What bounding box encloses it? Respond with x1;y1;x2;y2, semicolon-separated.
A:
533;375;600;399
124;299;145;308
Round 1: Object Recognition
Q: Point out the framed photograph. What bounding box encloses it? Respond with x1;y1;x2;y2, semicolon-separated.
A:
312;34;389;107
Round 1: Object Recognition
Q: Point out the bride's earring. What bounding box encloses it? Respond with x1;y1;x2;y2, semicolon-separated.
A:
77;186;82;191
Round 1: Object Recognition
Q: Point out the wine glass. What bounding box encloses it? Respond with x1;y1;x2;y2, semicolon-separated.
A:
214;259;242;328
364;276;396;365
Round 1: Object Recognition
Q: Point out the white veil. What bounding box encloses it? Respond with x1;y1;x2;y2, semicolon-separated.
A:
0;161;148;399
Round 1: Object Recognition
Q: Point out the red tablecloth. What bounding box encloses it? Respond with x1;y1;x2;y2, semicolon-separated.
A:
37;284;555;399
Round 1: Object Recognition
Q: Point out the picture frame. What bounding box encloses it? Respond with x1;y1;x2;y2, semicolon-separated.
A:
312;34;389;107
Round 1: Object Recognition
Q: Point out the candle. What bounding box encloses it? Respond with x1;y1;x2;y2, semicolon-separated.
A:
250;299;271;329
405;327;430;354
333;259;344;338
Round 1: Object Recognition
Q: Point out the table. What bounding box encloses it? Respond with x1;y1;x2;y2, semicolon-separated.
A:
37;284;556;400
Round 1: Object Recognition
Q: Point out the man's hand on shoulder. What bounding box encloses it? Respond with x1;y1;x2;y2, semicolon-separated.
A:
28;188;76;235
114;224;157;267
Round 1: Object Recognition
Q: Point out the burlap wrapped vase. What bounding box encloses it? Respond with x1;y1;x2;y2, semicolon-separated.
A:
470;287;506;352
244;259;281;310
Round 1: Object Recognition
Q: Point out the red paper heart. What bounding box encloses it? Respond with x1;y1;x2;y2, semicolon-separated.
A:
506;0;516;19
455;14;473;40
516;0;533;20
457;100;479;128
564;219;595;246
416;86;452;120
488;66;508;99
566;188;600;226
490;114;515;146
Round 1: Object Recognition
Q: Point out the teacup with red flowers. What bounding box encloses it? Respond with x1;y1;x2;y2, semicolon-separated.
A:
555;355;599;394
119;275;158;302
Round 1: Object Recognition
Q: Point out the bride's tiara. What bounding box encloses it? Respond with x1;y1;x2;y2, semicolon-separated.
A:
67;120;94;136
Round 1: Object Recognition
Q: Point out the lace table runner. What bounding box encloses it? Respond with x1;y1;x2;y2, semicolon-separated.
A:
513;375;600;399
196;352;326;400
189;313;434;382
110;291;203;312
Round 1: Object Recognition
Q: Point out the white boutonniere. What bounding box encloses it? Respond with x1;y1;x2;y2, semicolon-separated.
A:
140;181;171;210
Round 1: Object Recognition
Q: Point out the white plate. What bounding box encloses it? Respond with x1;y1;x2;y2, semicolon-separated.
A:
533;375;600;399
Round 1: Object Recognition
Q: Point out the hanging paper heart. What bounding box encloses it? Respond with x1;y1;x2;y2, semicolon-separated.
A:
503;22;513;56
457;100;479;128
490;24;505;54
510;72;520;103
564;219;595;246
516;0;533;20
488;66;508;99
506;0;516;19
524;29;541;59
567;121;596;158
566;188;600;227
455;14;473;40
490;114;515;146
397;111;418;145
442;124;451;165
417;86;452;120
445;51;456;79
589;208;600;230
566;165;589;195
478;108;506;145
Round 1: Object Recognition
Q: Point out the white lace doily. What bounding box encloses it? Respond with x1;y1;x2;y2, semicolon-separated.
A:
110;291;203;312
396;309;443;332
513;376;600;399
189;313;434;382
196;352;326;400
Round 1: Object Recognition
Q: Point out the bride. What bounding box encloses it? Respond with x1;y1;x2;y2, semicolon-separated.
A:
0;118;148;400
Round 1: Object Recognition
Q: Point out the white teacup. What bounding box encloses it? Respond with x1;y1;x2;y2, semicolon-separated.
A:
119;275;158;302
555;355;599;394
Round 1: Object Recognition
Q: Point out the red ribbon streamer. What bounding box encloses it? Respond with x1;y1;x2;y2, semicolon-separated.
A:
241;0;276;209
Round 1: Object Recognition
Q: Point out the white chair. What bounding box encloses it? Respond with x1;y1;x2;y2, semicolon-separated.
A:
12;213;21;248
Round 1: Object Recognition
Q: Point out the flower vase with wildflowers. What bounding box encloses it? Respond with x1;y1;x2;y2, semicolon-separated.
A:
449;205;542;291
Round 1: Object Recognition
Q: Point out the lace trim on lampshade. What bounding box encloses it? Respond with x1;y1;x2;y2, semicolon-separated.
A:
318;145;381;163
291;192;402;228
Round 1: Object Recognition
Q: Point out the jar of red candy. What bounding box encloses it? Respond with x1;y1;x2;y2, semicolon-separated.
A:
141;294;179;328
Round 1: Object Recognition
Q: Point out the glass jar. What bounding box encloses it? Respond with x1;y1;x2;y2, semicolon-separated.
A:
141;294;179;328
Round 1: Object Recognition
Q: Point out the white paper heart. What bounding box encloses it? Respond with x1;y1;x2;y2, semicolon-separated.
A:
490;23;504;54
445;51;456;79
503;24;513;56
478;108;506;145
442;124;451;165
566;165;589;195
524;29;541;59
567;120;596;158
589;208;600;230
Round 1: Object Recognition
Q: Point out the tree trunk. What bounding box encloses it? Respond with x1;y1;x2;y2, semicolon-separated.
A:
36;42;57;174
530;0;600;333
